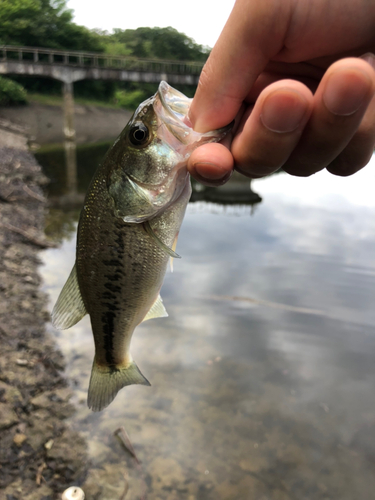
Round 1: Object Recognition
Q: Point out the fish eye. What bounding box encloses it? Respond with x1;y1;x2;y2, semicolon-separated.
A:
129;122;149;147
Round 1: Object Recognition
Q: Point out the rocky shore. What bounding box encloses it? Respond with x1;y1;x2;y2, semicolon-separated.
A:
0;147;88;499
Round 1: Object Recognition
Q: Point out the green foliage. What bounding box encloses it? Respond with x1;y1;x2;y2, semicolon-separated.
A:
0;76;27;105
104;26;209;61
0;0;103;51
114;89;147;110
104;41;132;57
74;80;117;101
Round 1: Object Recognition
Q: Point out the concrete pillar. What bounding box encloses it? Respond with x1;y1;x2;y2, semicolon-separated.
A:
62;81;76;141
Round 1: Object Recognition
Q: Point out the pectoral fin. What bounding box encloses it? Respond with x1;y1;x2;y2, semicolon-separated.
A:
142;294;168;322
143;220;181;259
52;264;87;329
170;232;179;272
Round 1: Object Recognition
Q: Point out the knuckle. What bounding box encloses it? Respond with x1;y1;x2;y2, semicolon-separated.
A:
197;61;215;93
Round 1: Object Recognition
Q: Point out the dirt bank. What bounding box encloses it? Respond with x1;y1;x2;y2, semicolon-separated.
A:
0;147;88;499
0;102;132;145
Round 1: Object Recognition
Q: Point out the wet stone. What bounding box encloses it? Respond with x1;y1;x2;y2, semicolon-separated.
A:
0;402;19;429
149;457;185;490
0;381;23;404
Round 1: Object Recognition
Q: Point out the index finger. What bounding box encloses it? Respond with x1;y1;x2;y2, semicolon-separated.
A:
189;0;290;132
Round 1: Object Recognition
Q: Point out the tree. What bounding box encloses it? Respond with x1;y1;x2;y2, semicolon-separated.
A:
0;0;103;51
104;27;210;61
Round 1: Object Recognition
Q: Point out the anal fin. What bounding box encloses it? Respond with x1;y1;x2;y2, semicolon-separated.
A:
142;294;168;322
52;263;87;329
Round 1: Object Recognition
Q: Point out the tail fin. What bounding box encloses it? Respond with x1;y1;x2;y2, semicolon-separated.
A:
87;359;151;412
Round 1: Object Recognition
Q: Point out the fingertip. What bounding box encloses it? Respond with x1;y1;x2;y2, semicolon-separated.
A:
188;143;234;186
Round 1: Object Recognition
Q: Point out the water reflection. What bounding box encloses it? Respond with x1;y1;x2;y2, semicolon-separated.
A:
64;140;78;195
35;141;263;212
40;152;375;499
35;141;112;206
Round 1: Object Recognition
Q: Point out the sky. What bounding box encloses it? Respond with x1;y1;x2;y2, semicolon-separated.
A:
253;153;375;210
66;0;236;48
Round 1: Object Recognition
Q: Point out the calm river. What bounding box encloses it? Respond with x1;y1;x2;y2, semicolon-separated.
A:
37;143;375;500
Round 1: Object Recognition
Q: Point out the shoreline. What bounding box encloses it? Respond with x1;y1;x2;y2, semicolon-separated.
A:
0;101;132;146
0;147;88;499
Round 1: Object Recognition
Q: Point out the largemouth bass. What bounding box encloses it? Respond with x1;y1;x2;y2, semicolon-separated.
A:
52;82;230;412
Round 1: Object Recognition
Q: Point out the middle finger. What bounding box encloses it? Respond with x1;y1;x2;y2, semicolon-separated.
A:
231;80;313;177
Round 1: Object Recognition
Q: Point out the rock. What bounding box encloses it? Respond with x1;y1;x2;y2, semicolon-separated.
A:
0;402;19;429
13;433;27;446
0;380;23;404
149;457;185;490
61;486;85;500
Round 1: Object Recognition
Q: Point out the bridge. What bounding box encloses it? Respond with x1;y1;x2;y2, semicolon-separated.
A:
0;45;204;140
0;45;204;85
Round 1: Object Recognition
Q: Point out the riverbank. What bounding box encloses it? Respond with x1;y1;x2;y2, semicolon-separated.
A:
0;101;131;145
0;147;88;499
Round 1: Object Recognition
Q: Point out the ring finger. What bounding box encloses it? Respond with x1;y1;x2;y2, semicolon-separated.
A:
283;58;375;176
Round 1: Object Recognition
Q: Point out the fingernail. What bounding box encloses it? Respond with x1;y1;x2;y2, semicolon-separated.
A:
193;162;232;185
260;90;308;133
323;68;371;116
360;52;375;70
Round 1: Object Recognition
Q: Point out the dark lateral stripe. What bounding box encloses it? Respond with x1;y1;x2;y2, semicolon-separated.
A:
104;282;121;293
101;310;116;365
102;259;122;266
101;302;120;312
104;273;123;282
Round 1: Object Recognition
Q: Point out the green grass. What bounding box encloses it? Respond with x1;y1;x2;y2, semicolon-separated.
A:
28;92;122;109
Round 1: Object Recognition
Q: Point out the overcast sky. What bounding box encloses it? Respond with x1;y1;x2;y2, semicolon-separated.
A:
66;0;236;48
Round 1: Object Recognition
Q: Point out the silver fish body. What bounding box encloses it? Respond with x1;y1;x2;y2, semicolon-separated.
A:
52;82;230;411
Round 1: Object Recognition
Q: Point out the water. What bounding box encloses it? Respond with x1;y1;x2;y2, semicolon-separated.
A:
38;145;375;499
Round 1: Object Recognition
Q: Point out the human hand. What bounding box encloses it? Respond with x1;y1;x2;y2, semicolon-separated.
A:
188;0;375;185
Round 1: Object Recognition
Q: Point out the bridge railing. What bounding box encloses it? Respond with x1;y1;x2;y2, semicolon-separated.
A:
0;45;205;75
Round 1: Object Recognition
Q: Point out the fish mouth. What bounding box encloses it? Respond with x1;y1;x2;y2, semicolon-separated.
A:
156;81;232;152
119;82;233;224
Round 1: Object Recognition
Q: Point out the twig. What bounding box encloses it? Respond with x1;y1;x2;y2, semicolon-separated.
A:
23;184;46;203
114;427;148;499
0;221;57;248
119;472;129;500
36;462;47;485
114;427;141;464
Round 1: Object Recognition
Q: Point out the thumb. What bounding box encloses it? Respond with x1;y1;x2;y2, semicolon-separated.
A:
189;0;291;132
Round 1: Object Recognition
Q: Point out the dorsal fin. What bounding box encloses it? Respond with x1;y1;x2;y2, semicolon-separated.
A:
142;294;168;322
52;263;87;329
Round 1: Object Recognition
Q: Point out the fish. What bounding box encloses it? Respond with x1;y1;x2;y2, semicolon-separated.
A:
51;81;231;412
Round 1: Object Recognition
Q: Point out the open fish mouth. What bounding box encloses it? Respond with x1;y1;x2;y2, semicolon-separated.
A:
118;82;233;224
156;81;231;152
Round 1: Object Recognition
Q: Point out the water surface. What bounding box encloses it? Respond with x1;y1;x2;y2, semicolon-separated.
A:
40;149;375;499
